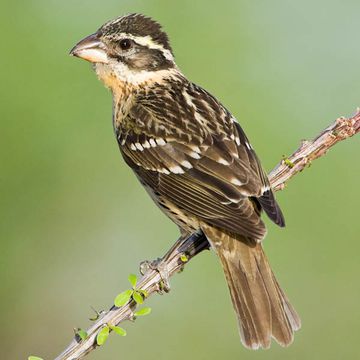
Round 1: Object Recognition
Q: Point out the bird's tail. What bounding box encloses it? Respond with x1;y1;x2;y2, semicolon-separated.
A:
202;225;301;349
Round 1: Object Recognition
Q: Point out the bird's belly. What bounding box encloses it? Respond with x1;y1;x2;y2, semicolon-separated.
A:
142;183;200;235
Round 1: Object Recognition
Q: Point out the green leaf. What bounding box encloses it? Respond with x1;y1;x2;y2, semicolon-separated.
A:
128;273;137;288
76;328;88;341
114;289;133;307
138;289;148;298
96;326;110;346
132;290;144;304
28;357;43;360
283;158;295;168
134;307;151;317
110;325;127;336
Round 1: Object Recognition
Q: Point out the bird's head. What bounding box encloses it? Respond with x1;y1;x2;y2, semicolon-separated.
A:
70;14;177;88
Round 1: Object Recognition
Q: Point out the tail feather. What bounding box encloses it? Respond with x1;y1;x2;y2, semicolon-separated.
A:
202;225;301;349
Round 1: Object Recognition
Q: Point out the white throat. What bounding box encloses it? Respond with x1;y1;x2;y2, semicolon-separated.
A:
94;61;180;89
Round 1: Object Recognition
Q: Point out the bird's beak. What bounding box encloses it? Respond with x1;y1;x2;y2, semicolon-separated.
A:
69;33;109;64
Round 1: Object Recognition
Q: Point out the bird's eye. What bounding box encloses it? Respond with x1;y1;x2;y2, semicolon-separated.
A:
119;39;132;50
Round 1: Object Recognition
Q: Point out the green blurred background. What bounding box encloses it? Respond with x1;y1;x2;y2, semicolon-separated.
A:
1;1;359;359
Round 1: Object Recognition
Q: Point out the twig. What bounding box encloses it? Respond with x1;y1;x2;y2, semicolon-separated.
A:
269;108;360;191
54;108;360;360
55;232;209;360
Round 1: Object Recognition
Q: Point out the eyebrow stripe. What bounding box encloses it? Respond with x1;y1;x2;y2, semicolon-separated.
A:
120;33;174;61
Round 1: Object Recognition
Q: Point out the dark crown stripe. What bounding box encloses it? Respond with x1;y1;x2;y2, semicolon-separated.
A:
100;13;173;53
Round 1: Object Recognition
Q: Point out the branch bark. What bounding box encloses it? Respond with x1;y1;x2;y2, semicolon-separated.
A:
54;108;360;360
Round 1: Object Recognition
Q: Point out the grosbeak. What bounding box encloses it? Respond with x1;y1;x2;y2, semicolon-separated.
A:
70;13;300;349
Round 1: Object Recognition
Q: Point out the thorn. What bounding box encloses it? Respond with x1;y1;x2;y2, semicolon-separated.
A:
300;139;310;148
128;308;136;322
89;306;107;321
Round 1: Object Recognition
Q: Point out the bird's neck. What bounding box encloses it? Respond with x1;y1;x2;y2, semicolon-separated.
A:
95;62;181;92
95;63;184;129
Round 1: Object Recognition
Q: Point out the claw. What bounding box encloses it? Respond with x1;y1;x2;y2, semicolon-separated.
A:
139;260;150;275
154;260;170;292
139;258;171;292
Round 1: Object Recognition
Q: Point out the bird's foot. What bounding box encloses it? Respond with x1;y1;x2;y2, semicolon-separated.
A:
139;258;170;293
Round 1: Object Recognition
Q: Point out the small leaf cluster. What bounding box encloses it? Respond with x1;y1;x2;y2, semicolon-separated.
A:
95;273;152;347
114;274;148;307
96;324;126;346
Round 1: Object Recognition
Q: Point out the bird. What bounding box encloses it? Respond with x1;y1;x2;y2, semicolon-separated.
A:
70;13;301;349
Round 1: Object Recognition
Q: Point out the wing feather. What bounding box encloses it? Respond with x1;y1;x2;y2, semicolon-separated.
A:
117;79;284;238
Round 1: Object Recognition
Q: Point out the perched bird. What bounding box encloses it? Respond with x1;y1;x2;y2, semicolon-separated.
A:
70;13;301;349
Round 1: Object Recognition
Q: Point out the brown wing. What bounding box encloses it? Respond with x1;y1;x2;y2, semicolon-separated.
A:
116;80;284;240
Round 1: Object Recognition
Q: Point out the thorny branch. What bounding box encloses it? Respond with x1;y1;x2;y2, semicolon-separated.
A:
54;108;360;360
269;108;360;190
